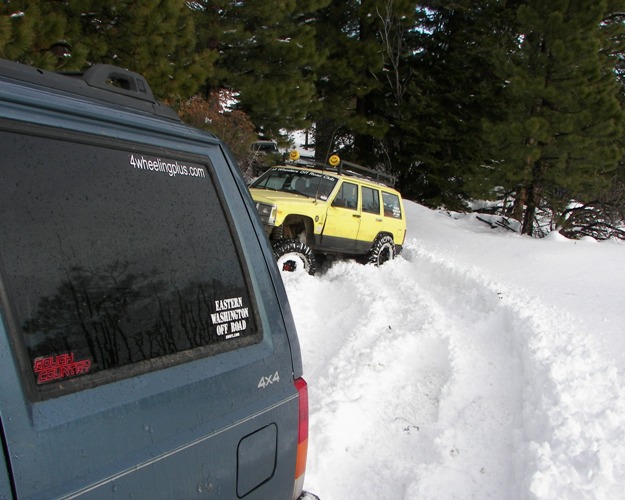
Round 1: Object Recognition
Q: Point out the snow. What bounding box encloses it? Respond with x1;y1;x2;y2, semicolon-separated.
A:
283;200;625;500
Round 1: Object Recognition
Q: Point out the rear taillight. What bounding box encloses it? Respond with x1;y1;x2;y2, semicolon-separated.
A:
293;377;308;499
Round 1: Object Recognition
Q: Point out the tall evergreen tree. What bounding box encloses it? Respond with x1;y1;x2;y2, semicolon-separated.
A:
391;0;510;208
313;0;419;168
0;1;88;70
312;0;390;165
1;1;213;99
358;0;421;171
78;0;214;99
195;0;329;138
602;0;625;88
484;0;625;235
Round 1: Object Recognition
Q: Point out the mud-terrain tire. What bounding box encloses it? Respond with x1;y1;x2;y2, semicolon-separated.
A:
367;234;396;267
273;239;317;275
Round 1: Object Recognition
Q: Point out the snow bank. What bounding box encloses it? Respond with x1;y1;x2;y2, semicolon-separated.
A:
284;201;625;499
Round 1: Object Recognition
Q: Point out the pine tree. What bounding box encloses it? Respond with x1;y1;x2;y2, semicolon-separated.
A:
390;0;510;209
1;1;213;99
78;0;214;99
0;1;87;70
312;0;390;165
373;0;425;172
355;0;421;171
484;0;625;235
196;0;329;138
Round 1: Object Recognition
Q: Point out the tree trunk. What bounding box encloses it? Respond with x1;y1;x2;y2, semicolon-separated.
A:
521;160;545;236
521;187;536;236
314;118;337;164
512;186;527;222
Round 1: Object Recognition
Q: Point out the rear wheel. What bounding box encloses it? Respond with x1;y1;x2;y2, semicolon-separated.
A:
273;239;317;275
367;234;396;267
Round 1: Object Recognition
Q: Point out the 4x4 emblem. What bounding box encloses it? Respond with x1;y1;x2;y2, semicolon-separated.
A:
257;371;280;389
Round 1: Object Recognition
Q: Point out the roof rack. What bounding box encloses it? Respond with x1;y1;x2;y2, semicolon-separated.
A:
0;59;180;121
287;154;397;187
63;64;156;102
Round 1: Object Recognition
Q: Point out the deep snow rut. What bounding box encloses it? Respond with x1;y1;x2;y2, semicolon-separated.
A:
399;244;526;499
284;231;625;499
283;240;527;499
402;240;625;499
284;258;452;498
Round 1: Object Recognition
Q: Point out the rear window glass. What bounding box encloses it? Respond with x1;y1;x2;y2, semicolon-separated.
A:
361;186;381;215
0;131;260;398
382;192;402;219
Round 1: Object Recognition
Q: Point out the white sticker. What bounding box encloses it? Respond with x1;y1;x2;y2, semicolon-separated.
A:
210;296;249;339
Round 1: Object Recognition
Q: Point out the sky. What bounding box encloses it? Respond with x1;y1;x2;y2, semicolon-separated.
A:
283;200;625;500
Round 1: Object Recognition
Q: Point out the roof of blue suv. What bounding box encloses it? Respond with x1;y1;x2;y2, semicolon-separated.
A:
0;59;180;120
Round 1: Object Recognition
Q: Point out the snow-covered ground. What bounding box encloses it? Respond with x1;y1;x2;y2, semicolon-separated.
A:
283;201;625;500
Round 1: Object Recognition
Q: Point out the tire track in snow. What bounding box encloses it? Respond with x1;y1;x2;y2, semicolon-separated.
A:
406;240;625;499
285;232;625;499
399;244;525;499
283;259;452;499
284;243;527;499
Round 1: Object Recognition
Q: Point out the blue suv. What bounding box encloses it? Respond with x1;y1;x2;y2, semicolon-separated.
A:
0;60;309;499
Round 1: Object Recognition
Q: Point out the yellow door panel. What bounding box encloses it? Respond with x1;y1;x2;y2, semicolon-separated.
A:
322;181;361;248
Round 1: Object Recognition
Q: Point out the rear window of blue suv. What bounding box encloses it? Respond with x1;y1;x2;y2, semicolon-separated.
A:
0;131;261;400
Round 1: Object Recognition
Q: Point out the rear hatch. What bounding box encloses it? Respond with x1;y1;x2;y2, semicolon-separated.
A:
0;72;306;499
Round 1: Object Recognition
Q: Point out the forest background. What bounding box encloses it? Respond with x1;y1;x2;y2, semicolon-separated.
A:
2;0;625;239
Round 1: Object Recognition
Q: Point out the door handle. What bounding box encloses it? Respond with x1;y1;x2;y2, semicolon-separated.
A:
353;214;361;218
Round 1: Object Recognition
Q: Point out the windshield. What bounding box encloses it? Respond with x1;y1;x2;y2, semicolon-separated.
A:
251;167;338;200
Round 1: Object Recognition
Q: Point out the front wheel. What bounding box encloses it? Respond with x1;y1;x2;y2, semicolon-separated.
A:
273;239;317;275
367;234;396;267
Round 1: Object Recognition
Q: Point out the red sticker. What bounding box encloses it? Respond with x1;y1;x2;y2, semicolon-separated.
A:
33;353;92;384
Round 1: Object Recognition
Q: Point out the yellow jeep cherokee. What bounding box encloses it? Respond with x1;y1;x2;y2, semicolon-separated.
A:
249;155;406;275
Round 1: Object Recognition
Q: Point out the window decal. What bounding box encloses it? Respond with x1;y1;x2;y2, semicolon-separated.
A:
211;296;250;339
33;353;92;384
128;154;207;179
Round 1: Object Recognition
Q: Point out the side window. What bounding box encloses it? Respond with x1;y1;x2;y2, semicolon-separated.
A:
0;131;261;399
382;191;402;219
361;186;381;215
331;181;359;210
